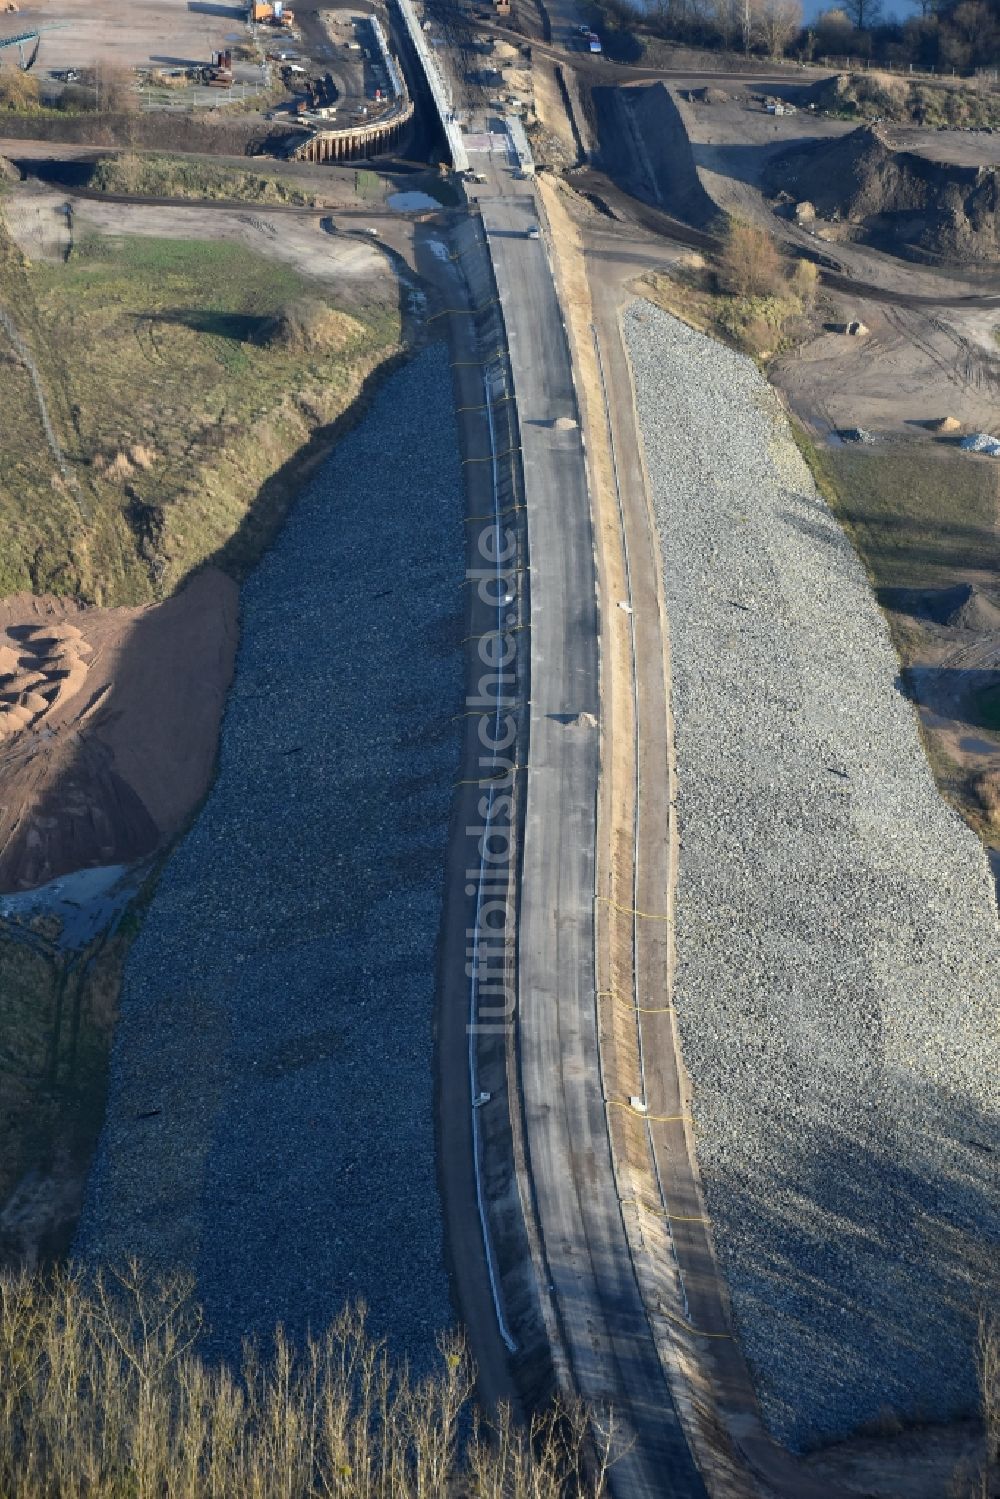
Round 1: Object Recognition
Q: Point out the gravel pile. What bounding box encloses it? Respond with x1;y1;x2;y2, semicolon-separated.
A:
625;302;1000;1450
77;344;462;1371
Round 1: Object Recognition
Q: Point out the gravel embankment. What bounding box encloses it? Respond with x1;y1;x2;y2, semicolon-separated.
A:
625;302;1000;1450
78;344;461;1370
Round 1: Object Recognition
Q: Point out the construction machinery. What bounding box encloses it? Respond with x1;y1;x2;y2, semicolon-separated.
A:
0;21;68;67
249;0;295;26
201;47;233;85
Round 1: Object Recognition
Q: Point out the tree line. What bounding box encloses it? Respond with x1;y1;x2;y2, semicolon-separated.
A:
599;0;1000;73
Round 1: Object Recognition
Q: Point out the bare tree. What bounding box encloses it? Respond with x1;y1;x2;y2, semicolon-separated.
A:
840;0;883;30
91;61;138;113
756;0;803;55
813;6;855;55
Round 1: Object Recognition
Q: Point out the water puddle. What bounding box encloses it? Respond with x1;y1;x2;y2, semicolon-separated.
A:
388;191;442;213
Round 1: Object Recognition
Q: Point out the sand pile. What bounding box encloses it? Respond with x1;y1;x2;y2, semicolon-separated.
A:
0;622;91;742
770;125;1000;263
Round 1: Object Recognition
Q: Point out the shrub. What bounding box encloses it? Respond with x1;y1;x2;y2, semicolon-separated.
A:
0;71;41;113
0;1262;616;1498
717;217;785;300
790;258;820;308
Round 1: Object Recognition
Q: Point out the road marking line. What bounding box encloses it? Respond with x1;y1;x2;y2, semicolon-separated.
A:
465;357;520;1356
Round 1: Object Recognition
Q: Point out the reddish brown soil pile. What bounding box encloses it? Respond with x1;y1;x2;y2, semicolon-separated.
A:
0;569;238;892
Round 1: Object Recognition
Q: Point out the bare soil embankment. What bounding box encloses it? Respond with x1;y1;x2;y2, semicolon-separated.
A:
0;577;237;893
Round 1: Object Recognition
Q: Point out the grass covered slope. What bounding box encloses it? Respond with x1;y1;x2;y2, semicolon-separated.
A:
89;152;320;206
0;215;399;605
820;444;1000;850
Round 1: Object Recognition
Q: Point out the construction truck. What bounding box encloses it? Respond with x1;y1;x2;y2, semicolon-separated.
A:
249;0;295;25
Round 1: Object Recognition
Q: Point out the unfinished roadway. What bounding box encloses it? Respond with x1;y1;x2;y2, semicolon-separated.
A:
478;163;704;1498
412;52;709;1480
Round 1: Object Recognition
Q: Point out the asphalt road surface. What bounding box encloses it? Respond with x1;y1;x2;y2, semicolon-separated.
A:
472;142;706;1498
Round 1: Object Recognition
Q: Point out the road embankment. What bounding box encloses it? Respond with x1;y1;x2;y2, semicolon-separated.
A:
624;299;1000;1450
77;344;463;1369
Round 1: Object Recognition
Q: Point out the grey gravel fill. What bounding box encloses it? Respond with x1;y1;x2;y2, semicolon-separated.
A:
625;301;1000;1450
77;344;462;1373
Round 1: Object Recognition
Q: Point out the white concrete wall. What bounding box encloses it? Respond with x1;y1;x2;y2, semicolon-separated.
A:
392;0;469;172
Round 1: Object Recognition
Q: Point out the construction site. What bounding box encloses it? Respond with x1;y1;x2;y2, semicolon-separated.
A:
0;0;998;1491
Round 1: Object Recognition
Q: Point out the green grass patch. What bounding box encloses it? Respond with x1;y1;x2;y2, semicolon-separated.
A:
803;441;1000;846
90;151;319;206
823;447;999;594
0;210;400;604
640;266;812;362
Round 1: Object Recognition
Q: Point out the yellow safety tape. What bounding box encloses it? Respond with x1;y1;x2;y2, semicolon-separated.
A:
451;349;506;368
659;1305;733;1341
605;1099;690;1124
619;1197;706;1224
461;564;528;584
464;504;524;525
596;990;674;1015
463;446;521;466
454;765;525;786
456;393;514;414
450;706;527;720
429;296;499;322
462;623;529;645
595;896;669;921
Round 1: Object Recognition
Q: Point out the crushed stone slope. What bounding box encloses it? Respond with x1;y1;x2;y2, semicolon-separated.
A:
77;344;462;1368
625;300;1000;1450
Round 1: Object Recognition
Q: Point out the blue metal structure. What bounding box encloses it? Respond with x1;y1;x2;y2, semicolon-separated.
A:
0;24;68;68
